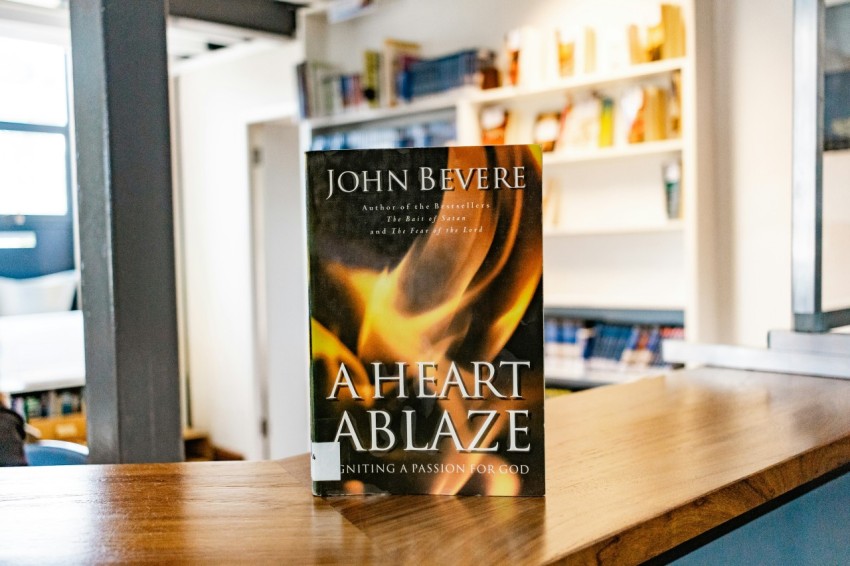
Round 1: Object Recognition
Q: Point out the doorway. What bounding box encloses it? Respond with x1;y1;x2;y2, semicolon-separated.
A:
248;119;310;459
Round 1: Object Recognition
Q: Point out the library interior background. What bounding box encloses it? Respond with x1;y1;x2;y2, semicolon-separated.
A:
0;0;849;465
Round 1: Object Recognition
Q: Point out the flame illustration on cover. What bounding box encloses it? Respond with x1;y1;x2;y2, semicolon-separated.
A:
307;145;544;496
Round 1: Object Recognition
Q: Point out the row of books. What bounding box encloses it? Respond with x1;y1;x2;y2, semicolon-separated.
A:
544;319;684;371
482;74;681;153
310;119;456;151
504;3;685;86
10;386;84;421
405;49;494;100
296;61;369;119
297;39;498;119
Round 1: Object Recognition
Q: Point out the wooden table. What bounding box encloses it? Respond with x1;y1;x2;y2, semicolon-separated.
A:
2;368;850;564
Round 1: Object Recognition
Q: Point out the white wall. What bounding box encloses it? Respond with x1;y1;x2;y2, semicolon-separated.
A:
711;0;850;345
174;40;303;459
710;0;794;346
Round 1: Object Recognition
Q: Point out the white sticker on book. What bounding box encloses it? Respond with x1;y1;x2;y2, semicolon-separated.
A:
311;442;341;481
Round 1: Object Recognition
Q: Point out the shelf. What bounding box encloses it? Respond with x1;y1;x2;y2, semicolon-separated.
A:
305;58;686;131
3;377;85;396
542;138;683;165
544;220;683;237
299;0;709;342
543;306;685;326
470;57;687;105
306;88;473;130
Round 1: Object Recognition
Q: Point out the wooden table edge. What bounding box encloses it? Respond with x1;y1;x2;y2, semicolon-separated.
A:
557;435;850;564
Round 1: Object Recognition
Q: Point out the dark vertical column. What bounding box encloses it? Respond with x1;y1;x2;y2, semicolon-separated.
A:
70;0;183;463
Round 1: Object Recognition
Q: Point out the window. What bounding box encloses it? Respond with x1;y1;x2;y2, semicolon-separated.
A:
0;130;68;216
0;36;73;278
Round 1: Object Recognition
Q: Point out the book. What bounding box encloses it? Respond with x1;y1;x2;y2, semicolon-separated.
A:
556;94;600;152
406;49;485;99
382;38;420;107
533;111;561;153
660;4;685;59
362;50;382;108
480;105;510;145
306;145;545;496
542;316;683;378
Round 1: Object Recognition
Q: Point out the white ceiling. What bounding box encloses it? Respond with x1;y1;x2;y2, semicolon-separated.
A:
0;0;280;62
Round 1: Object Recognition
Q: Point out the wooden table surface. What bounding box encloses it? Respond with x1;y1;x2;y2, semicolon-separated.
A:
2;368;850;564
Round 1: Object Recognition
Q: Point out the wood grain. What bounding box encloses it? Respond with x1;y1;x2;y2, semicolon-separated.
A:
283;368;850;564
3;367;850;564
0;461;383;564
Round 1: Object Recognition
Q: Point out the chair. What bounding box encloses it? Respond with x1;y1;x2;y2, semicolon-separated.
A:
24;439;89;466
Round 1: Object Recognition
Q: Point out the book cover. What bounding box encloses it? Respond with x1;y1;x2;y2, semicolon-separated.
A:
306;145;545;496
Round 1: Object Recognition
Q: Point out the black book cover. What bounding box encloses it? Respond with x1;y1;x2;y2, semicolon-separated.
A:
306;145;545;496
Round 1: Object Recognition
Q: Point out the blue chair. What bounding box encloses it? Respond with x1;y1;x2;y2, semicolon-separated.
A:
24;440;89;466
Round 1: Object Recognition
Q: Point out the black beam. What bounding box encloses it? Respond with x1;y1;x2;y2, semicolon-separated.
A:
69;0;183;464
794;308;850;333
169;0;298;37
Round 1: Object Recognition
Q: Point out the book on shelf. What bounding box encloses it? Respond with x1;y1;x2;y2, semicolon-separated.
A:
306;145;545;496
544;317;684;378
556;28;577;77
10;386;84;421
555;94;600;152
405;49;494;101
533;111;561;152
583;27;597;74
541;178;561;230
382;38;421;107
480;105;509;145
598;97;615;148
299;45;494;119
629;3;686;64
536;78;678;154
660;4;686;60
500;4;685;87
507;25;594;84
362;50;382;108
663;160;682;220
296;61;369;119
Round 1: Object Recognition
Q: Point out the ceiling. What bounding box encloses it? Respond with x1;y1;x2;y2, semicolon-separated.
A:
0;0;301;61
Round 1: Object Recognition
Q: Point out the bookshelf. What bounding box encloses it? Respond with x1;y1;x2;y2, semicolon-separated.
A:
298;0;715;360
542;138;683;165
305;88;473;130
468;57;686;105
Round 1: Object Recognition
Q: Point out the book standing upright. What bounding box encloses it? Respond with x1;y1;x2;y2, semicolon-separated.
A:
306;145;545;496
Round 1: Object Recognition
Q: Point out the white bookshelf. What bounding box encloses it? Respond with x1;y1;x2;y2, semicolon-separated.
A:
306;87;474;130
469;57;687;105
299;0;715;343
542;138;683;165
